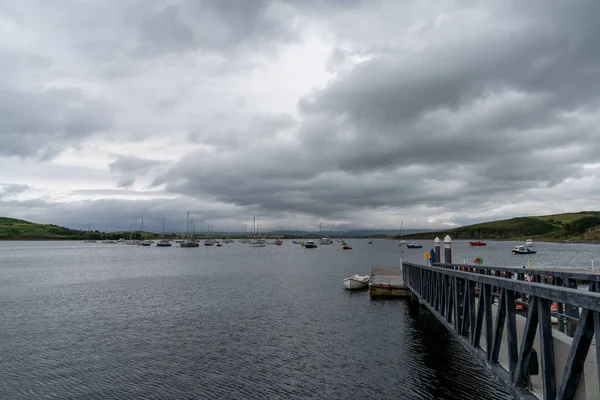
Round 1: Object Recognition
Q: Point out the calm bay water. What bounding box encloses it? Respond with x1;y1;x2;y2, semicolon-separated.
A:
3;238;592;399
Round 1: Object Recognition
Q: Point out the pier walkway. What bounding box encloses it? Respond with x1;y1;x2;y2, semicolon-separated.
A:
402;253;600;400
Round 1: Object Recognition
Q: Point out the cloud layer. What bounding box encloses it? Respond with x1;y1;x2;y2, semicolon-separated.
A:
2;1;600;231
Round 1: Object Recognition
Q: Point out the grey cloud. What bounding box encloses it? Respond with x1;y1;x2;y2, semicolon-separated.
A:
0;183;30;199
0;86;113;159
153;2;600;223
109;155;162;174
4;1;600;230
0;196;256;233
110;155;163;188
116;177;135;188
187;113;297;149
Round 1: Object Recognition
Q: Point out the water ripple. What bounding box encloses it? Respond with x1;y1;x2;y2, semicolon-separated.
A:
0;240;512;399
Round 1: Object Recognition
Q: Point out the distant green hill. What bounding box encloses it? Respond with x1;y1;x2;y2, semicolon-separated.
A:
402;211;600;242
0;217;154;241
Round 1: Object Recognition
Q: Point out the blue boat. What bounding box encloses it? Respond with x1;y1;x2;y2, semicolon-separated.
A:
406;242;423;249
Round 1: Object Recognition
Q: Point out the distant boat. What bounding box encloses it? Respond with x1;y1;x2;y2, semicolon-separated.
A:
249;216;266;247
305;240;318;249
525;239;534;247
157;219;171;246
398;220;407;247
179;211;199;247
343;275;370;290
180;240;199;248
343;245;353;250
319;237;333;245
406;242;422;249
367;241;373;245
469;241;487;246
512;245;536;255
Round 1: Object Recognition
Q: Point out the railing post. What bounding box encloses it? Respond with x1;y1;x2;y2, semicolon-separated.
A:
564;278;579;336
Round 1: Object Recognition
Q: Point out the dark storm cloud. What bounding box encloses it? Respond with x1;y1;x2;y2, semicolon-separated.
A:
155;1;600;222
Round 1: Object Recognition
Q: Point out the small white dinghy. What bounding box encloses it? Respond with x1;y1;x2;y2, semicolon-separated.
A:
343;274;370;290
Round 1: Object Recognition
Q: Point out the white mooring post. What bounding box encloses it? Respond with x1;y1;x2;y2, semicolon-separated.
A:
444;235;452;264
434;237;440;263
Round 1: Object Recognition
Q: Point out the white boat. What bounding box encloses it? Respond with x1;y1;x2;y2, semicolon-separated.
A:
343;274;370;290
305;240;318;248
512;245;536;255
318;237;333;245
525;239;534;247
179;211;199;247
249;216;266;247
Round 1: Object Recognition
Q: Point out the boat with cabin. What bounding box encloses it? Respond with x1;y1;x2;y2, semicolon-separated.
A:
406;242;422;249
304;240;318;249
525;239;533;247
319;237;333;245
512;245;536;255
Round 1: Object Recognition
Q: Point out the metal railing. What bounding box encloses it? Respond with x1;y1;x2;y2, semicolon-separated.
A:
402;261;600;400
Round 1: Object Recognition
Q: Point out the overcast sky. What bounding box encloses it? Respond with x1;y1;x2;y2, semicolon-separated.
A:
1;1;599;233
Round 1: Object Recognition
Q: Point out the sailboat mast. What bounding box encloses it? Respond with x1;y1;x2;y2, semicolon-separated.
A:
186;211;190;238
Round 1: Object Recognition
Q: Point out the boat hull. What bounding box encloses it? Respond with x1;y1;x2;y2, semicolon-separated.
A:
156;243;172;247
180;242;199;248
469;242;486;246
406;245;422;249
512;250;536;255
343;276;370;290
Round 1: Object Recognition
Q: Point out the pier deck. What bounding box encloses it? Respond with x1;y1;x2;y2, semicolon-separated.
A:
369;266;410;297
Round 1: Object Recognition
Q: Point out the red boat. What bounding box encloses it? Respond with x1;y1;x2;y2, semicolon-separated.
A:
343;245;353;250
469;241;487;246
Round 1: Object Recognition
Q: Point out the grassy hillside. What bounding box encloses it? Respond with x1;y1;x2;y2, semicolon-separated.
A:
0;217;158;240
402;211;600;242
